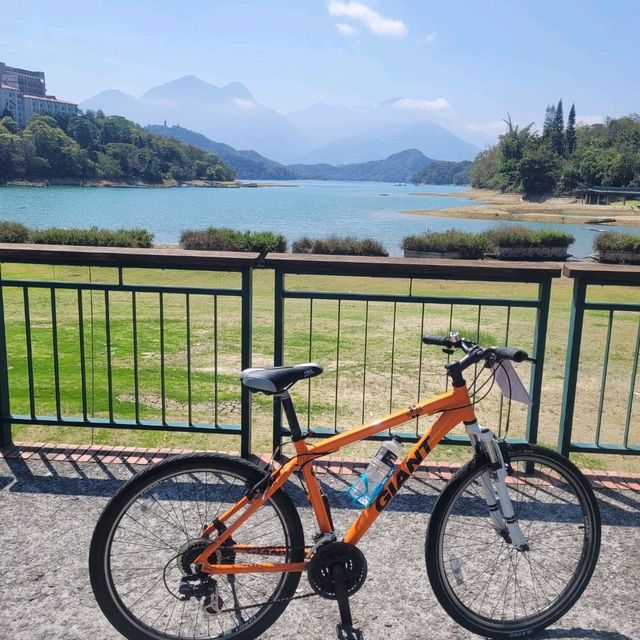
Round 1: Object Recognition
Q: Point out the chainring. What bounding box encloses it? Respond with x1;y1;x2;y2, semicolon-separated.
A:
307;541;368;600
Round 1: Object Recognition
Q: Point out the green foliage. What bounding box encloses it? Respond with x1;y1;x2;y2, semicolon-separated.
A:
291;235;388;256
0;221;153;247
485;225;574;248
401;230;488;258
180;228;287;253
411;160;472;185
0;221;30;243
471;106;640;195
593;231;640;252
0;111;235;184
29;227;153;247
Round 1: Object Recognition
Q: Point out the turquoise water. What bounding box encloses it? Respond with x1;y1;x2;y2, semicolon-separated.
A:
0;181;637;258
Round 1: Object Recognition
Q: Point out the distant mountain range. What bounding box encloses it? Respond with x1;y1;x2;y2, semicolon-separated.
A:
144;125;468;183
146;125;297;180
81;76;480;164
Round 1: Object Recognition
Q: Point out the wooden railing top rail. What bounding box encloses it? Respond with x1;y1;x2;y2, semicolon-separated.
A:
265;253;563;281
563;263;640;285
0;244;260;270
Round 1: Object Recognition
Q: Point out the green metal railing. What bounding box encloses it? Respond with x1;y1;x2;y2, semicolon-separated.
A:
0;245;257;457
1;245;637;459
559;263;640;456
267;254;560;451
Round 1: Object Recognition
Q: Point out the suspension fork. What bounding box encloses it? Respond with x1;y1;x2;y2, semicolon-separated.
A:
465;421;529;551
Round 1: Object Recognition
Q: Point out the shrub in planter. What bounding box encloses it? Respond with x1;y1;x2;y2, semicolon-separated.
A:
29;227;154;248
593;231;640;264
484;225;574;260
291;235;388;256
180;228;287;252
402;230;487;259
0;221;30;243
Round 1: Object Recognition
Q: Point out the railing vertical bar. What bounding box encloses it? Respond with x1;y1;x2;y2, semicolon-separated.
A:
416;302;426;436
159;292;166;426
306;298;314;429
389;301;397;418
105;290;114;423
623;314;640;448
498;306;512;433
333;299;342;432
77;290;88;421
240;267;252;458
214;295;219;427
445;304;454;391
471;305;482;396
272;270;284;451
526;278;552;447
0;279;13;446
559;278;587;455
595;310;614;445
50;289;61;420
132;292;140;425
186;294;193;427
361;301;369;425
23;288;35;420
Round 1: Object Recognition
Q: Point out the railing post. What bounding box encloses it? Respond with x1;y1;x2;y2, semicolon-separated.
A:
525;276;552;445
272;269;285;452
240;267;253;458
558;277;587;457
0;284;12;447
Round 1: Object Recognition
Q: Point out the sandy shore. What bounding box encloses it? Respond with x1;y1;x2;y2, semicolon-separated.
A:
404;189;640;227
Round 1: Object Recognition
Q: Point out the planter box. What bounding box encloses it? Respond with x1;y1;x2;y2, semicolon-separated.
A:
404;249;470;260
596;249;640;264
495;245;568;261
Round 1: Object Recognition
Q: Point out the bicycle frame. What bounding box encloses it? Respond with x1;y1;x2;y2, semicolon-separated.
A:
195;384;477;575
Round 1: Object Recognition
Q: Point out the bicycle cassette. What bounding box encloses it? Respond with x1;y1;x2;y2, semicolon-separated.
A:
307;541;368;600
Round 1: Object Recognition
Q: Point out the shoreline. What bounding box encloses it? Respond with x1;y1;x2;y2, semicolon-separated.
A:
2;179;297;189
404;188;640;227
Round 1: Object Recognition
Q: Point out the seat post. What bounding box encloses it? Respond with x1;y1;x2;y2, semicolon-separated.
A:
279;391;303;441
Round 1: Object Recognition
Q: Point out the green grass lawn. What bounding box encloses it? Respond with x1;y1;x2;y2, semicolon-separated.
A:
3;261;639;472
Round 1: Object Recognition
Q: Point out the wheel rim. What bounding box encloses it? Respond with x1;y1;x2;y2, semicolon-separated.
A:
437;453;596;629
103;466;295;639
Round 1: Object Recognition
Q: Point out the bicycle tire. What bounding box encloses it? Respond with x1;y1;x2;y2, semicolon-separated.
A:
90;453;305;640
425;443;601;639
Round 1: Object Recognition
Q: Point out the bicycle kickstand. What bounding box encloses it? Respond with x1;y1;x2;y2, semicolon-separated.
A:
332;563;364;640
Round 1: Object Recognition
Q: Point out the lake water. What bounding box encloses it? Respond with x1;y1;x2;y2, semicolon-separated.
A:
1;181;638;258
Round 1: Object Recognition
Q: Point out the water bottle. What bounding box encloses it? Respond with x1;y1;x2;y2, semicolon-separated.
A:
347;437;401;507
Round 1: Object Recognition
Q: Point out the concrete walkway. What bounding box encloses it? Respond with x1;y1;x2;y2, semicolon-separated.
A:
0;445;638;640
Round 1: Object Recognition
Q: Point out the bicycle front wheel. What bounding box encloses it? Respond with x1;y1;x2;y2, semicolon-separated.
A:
90;453;305;640
425;443;601;639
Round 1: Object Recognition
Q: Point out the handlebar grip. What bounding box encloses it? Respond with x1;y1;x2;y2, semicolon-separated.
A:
422;335;451;347
495;347;528;363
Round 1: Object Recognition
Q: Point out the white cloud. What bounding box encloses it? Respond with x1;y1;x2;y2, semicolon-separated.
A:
335;22;358;36
392;97;450;112
420;31;437;44
464;120;506;135
577;115;605;126
327;1;408;38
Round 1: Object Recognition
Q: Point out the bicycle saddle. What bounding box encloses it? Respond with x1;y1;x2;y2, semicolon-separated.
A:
241;362;323;394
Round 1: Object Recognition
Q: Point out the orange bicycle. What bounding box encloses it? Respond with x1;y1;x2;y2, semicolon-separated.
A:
90;333;601;640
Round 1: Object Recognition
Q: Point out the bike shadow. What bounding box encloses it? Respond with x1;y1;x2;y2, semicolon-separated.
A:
539;629;632;639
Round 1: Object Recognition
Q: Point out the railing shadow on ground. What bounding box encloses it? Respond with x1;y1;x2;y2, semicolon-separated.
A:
1;456;638;527
540;630;633;640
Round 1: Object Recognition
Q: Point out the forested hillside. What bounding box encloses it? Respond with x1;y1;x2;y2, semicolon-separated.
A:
471;102;640;195
0;111;235;184
411;160;472;185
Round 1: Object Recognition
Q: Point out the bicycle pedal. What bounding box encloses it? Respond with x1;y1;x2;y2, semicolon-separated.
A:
337;623;364;640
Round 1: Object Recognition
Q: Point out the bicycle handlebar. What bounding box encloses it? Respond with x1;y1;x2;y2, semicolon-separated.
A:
422;334;529;366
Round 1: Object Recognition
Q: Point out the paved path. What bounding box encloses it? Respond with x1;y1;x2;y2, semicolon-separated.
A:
0;449;638;640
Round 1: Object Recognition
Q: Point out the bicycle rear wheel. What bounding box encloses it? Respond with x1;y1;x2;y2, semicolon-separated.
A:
426;444;600;639
90;453;305;640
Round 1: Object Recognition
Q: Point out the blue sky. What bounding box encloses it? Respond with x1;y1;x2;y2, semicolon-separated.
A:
3;0;639;145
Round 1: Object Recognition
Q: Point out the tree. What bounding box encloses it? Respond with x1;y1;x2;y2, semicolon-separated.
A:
0;116;19;134
552;99;565;155
518;143;561;194
565;104;576;155
542;104;556;140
